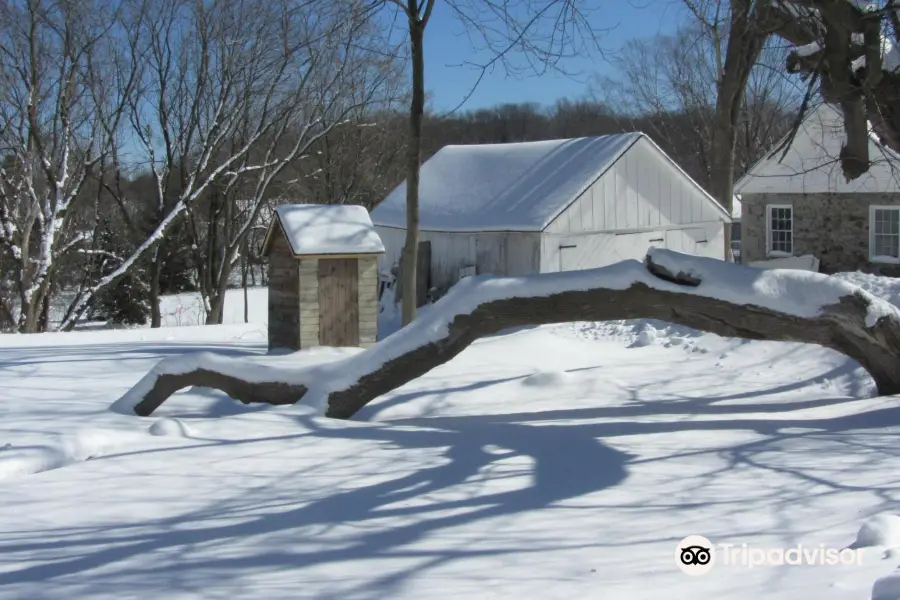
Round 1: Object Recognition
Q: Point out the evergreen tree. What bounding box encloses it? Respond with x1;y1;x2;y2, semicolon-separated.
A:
93;218;151;326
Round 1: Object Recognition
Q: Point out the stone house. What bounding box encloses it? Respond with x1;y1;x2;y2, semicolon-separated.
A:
734;103;900;275
261;203;384;352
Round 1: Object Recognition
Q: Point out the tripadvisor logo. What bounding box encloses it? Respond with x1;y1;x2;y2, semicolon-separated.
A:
676;535;715;576
674;535;863;575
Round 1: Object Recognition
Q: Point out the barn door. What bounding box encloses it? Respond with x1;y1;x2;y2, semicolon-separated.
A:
317;258;359;347
559;244;579;271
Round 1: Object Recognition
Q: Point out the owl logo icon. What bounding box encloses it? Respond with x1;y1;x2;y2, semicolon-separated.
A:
675;535;715;575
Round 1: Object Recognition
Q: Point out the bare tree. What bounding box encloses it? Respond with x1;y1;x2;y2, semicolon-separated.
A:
172;9;404;326
768;0;900;181
667;0;900;231
0;0;134;332
301;112;408;210
668;0;776;260
376;0;604;326
55;0;397;330
601;22;798;189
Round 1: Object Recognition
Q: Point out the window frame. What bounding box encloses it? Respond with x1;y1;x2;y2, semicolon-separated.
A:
765;204;794;258
869;205;900;264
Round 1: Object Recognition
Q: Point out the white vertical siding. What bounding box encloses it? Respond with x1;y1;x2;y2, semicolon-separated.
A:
375;225;540;292
544;137;726;235
505;232;542;275
374;226;406;276
541;222;726;273
664;224;725;258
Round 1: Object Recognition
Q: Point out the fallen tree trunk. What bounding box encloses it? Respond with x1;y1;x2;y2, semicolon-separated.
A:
113;248;900;419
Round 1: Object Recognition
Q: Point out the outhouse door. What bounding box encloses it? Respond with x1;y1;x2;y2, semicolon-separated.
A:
317;257;360;347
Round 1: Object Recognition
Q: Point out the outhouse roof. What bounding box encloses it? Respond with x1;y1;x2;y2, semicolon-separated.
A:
264;203;385;257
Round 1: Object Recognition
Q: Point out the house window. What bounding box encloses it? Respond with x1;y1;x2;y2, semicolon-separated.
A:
766;204;793;256
869;205;900;263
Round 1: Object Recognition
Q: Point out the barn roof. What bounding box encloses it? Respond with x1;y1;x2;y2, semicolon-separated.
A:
735;103;900;195
263;204;385;257
372;133;728;232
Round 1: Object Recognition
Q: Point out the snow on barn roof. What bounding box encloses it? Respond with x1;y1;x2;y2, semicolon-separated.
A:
372;133;655;232
735;103;900;195
265;204;385;256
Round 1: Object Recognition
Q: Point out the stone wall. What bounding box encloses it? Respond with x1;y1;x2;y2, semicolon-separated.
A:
267;233;300;350
298;258;319;349
741;192;900;275
358;256;379;348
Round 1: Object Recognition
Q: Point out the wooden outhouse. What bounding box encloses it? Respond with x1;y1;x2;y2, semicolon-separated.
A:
262;203;385;351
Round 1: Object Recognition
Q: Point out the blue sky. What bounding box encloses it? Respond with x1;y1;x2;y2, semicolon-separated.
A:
420;0;688;111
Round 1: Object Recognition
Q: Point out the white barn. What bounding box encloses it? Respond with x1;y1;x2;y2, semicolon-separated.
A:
371;133;732;293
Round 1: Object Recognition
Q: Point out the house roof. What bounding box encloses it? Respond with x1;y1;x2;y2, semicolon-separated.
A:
735;103;900;195
263;204;385;257
374;133;722;232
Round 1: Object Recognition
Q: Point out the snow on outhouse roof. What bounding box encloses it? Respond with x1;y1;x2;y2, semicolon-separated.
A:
371;133;659;232
266;204;385;256
735;103;900;195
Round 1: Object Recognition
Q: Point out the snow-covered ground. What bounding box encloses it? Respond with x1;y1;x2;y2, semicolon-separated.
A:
3;267;900;599
157;287;268;327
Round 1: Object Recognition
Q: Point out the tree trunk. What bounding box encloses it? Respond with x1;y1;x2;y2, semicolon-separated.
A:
37;286;51;332
149;247;162;329
708;111;737;261
116;250;900;420
20;297;38;333
205;245;238;325
771;0;900;181
708;0;768;261
21;277;51;333
241;241;249;324
400;18;425;326
206;292;224;325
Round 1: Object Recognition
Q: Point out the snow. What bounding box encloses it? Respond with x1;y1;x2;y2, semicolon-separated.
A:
371;134;642;231
157;287;269;327
849;515;900;554
735;103;900;194
873;574;900;600
747;254;821;272
834;271;900;308
7;278;900;597
796;41;822;57
645;248;895;327
8;253;900;598
273;203;385;255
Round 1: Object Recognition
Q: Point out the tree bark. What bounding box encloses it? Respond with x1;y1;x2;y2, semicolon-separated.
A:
131;368;307;417
707;0;767;261
772;0;900;180
400;15;425;326
241;240;249;324
119;251;900;420
149;247;162;329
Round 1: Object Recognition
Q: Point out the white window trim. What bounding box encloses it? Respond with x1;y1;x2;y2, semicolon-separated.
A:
868;205;900;264
766;204;793;258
